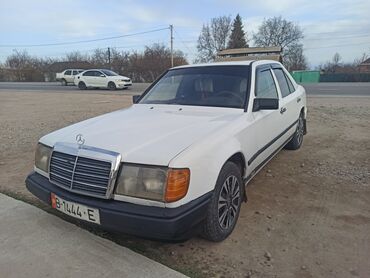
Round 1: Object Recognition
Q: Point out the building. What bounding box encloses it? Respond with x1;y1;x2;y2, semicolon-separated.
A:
358;58;370;73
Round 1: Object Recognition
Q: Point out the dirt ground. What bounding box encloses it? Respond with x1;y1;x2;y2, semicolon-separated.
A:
0;91;369;278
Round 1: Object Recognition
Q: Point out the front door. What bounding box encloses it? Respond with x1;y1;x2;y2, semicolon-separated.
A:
247;65;286;173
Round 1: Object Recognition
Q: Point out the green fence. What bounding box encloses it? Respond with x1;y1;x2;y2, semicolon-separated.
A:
291;71;320;83
319;73;370;82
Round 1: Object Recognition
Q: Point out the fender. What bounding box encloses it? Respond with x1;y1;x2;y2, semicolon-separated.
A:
168;134;244;208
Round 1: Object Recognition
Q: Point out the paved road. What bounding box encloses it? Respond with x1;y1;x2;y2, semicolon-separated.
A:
302;82;370;96
0;82;369;96
0;82;150;95
0;193;186;278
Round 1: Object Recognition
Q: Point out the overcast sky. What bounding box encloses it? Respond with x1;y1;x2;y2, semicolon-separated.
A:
0;0;369;67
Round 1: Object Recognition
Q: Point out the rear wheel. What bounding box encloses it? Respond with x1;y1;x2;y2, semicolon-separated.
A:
78;81;87;90
61;79;67;86
202;161;243;242
108;82;116;90
285;113;305;150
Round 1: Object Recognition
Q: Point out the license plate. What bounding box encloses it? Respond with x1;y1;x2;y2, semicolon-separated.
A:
51;193;100;224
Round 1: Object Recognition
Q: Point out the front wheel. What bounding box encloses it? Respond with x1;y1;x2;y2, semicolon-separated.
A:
202;161;243;242
285;113;305;150
108;82;116;90
78;81;87;90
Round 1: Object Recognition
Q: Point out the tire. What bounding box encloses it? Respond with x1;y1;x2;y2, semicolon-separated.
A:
202;161;244;242
61;79;67;86
108;82;116;91
78;81;87;90
285;112;305;150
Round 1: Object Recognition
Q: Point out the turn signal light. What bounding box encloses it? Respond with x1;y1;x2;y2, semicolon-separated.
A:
165;168;190;202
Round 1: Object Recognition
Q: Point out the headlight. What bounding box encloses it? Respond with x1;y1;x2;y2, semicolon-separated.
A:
35;143;52;173
115;165;190;202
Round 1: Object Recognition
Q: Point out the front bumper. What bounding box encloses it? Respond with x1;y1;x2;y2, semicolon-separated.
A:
117;82;132;88
25;172;211;241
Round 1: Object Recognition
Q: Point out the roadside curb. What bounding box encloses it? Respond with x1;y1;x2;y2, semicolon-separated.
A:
0;193;187;278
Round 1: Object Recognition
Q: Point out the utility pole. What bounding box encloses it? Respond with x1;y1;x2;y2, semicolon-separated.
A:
107;47;111;69
170;25;174;67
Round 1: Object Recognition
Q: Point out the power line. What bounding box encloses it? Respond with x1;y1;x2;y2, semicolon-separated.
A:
304;33;370;41
0;27;170;48
304;41;370;50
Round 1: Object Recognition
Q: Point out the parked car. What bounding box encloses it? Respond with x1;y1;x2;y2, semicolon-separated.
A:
56;69;84;85
74;69;132;90
26;60;307;241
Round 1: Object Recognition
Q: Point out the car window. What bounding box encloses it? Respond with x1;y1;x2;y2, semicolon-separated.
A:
72;70;78;75
83;71;94;77
255;69;278;99
65;70;72;75
101;69;118;76
285;71;296;93
95;71;104;77
273;68;291;98
140;66;250;109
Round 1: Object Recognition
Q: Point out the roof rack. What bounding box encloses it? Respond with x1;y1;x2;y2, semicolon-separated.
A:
216;46;282;62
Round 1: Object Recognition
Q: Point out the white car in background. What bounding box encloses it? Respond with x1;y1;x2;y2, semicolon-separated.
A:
74;69;132;90
56;69;84;85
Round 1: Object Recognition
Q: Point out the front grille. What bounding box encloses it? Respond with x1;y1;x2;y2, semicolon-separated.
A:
49;151;112;197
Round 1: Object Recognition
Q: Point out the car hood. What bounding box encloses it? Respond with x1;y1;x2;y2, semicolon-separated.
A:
40;104;242;166
109;75;130;80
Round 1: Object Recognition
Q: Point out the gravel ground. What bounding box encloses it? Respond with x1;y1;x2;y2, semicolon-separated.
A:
0;91;369;278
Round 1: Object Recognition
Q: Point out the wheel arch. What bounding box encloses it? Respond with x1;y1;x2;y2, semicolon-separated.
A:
226;152;246;179
225;152;247;202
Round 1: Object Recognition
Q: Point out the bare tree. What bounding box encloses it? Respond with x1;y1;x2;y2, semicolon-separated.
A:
318;53;344;73
4;50;46;81
64;51;88;62
353;52;369;66
284;43;307;71
196;16;232;62
332;53;341;66
253;16;304;68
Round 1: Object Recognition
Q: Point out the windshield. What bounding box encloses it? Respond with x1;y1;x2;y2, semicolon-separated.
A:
139;66;250;109
101;69;119;76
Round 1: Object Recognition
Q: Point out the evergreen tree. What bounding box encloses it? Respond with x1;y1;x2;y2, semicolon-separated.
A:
227;14;248;49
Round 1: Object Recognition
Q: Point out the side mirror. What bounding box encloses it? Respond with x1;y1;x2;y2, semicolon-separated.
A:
132;95;141;104
252;98;279;112
100;74;105;77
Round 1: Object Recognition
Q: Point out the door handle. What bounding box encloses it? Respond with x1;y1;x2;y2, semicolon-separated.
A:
297;97;301;103
280;107;287;114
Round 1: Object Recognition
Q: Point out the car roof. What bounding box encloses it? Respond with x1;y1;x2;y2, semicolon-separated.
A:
171;60;279;69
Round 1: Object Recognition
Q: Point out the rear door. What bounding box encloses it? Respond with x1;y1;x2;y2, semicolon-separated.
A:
64;70;73;83
271;65;299;140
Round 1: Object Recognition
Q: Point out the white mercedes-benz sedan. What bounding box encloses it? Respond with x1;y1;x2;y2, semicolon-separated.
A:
26;60;307;241
74;69;132;90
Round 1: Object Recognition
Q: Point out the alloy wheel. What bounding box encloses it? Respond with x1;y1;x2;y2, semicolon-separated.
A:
218;175;240;230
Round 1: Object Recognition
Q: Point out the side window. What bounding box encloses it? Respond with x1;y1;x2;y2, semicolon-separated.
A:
273;68;291;98
83;71;93;76
285;72;296;93
95;71;104;77
65;70;72;75
255;69;278;99
72;70;78;75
